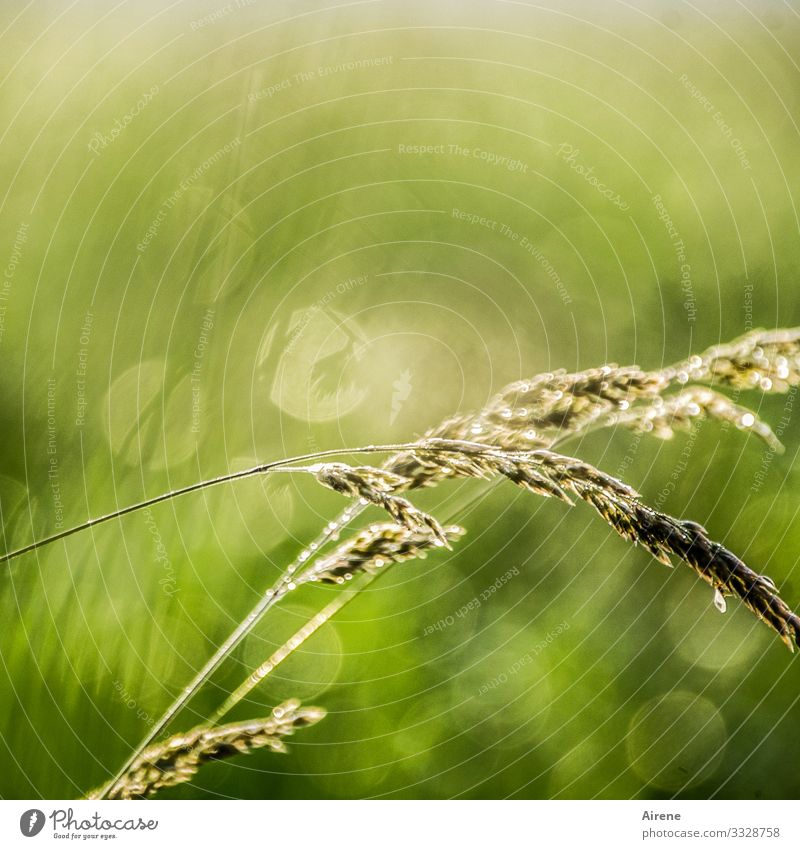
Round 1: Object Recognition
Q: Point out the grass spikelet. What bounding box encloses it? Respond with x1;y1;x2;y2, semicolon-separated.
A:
297;521;464;586
313;441;800;649
213;526;464;722
480;365;667;443
91;700;325;800
675;327;800;392
403;326;800;457
83;328;800;798
422;413;477;441
661;520;800;651
499;451;800;650
391;438;636;503
312;462;449;545
612;387;782;451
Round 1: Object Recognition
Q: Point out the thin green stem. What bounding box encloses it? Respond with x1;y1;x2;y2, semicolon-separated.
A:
206;420;615;724
92;429;588;797
93;498;367;800
210;576;373;724
210;477;502;724
0;441;452;565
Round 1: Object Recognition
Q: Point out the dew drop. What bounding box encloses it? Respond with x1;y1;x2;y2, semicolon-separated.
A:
761;574;777;591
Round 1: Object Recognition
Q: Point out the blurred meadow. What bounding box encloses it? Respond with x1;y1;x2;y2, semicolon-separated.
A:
1;0;800;799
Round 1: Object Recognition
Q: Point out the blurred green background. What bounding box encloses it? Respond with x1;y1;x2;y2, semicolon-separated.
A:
1;0;800;800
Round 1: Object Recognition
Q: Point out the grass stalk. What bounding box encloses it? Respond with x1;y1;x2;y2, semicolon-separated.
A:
88;326;800;797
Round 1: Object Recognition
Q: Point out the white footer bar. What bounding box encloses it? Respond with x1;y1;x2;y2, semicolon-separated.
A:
1;799;797;848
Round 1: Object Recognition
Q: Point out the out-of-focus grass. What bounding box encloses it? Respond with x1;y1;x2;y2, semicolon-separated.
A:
1;0;799;799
